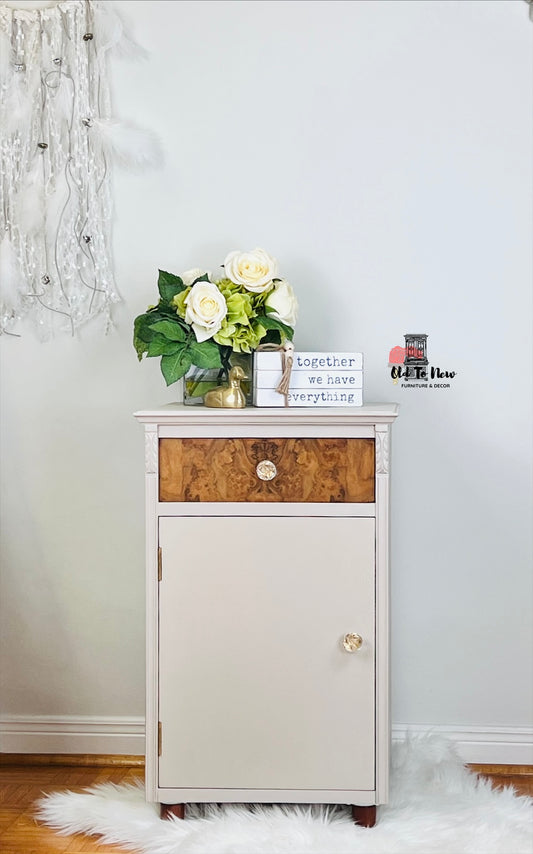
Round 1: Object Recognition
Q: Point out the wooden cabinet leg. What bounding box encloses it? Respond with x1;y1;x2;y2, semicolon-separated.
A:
161;803;186;820
351;805;376;827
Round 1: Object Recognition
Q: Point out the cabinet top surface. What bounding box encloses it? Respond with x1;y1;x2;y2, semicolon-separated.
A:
134;403;399;426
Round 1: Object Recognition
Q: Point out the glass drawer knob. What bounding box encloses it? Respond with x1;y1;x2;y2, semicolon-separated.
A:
256;460;277;481
343;633;363;652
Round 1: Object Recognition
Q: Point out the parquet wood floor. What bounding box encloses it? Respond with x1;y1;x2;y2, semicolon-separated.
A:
0;762;531;854
0;764;144;854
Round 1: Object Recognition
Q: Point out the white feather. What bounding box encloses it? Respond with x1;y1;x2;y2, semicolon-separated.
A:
92;4;148;63
112;5;149;61
92;5;123;55
15;157;45;235
90;118;163;171
113;33;149;62
0;236;24;331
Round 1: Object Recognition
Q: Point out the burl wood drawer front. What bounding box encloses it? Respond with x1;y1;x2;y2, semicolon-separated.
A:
159;438;375;503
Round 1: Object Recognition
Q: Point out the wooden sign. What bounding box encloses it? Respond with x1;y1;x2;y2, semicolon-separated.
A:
253;351;364;407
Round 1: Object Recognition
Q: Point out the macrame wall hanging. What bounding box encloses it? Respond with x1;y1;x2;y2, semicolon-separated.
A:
0;0;160;338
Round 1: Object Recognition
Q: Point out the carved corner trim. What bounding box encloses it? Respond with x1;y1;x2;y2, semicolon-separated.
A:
145;428;158;474
375;427;390;475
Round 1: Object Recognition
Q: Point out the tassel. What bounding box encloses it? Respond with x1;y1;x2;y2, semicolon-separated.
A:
276;342;294;405
49;72;74;126
0;23;11;85
90;118;163;171
3;72;34;135
15;157;45;235
256;341;295;407
0;236;24;333
45;169;69;236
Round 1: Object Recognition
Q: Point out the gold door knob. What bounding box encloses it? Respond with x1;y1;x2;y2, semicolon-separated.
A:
256;460;277;481
343;633;363;652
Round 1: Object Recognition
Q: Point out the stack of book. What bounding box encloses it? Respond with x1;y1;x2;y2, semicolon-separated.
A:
253;351;364;407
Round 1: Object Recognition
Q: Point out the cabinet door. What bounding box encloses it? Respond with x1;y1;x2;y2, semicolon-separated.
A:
158;516;375;792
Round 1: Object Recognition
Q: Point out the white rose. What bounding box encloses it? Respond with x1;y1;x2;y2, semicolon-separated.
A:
185;281;227;342
181;268;212;287
224;248;279;293
264;279;298;327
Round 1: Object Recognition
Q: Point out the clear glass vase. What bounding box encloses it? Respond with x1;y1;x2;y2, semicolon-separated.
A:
183;352;253;406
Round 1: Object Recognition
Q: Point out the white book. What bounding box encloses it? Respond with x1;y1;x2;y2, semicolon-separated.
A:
254;370;363;389
254;351;363;371
254;387;363;408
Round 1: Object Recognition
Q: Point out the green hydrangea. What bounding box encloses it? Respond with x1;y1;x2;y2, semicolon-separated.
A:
217;278;269;311
225;292;255;325
216;277;239;295
172;287;190;319
214;320;267;353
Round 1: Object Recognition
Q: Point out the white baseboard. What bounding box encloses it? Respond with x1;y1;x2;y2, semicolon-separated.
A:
392;724;533;765
1;716;532;764
0;715;145;755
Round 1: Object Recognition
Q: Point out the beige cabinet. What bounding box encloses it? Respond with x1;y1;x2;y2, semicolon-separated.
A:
135;405;398;826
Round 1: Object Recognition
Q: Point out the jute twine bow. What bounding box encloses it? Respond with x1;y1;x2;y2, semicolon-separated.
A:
256;341;295;407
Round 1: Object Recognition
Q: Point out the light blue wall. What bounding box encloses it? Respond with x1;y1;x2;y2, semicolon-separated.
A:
1;1;531;737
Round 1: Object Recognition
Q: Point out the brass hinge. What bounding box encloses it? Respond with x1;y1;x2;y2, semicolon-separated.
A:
158;721;162;756
158;547;162;582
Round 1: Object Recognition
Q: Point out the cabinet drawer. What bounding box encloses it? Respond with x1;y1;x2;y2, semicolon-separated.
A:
159;437;375;503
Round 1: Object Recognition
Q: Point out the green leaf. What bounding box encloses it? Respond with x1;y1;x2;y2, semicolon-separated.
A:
149;320;187;341
134;314;157;340
133;313;157;360
152;303;182;319
160;349;193;385
257;314;294;340
146;337;183;357
157;270;185;303
189;339;223;369
192;273;210;284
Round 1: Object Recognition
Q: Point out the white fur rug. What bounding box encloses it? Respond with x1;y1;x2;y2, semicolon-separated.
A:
36;736;532;854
